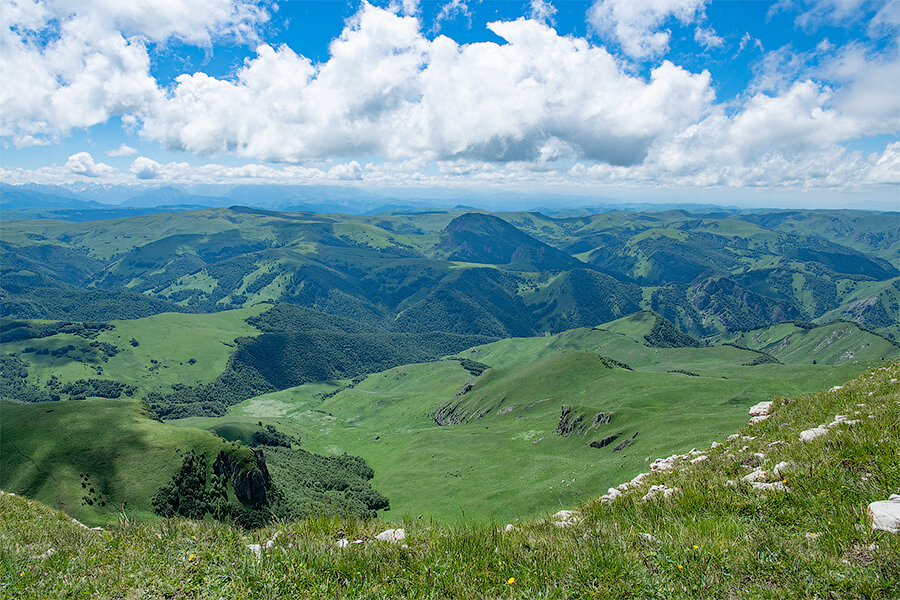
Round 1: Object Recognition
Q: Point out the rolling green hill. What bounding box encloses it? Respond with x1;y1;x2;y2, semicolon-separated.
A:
1;207;897;340
171;312;894;522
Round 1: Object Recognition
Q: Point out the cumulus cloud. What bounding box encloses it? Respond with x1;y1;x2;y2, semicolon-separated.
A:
587;0;709;58
130;156;163;179
0;0;269;146
65;152;117;177
0;1;897;193
107;143;138;157
328;161;364;180
138;5;715;167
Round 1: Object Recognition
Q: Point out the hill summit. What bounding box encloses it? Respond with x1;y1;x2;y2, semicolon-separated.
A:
440;212;579;271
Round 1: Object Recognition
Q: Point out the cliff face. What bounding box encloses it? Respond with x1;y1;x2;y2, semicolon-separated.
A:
213;449;271;507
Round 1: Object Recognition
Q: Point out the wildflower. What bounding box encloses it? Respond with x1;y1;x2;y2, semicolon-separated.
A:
507;577;515;585
20;572;25;577
188;554;195;562
693;545;698;550
678;565;683;570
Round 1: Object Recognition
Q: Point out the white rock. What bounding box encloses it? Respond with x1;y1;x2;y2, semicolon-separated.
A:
629;472;650;486
800;425;829;442
336;538;350;548
829;386;843;392
869;495;900;533
552;510;578;521
750;481;787;492
749;401;773;417
247;544;262;558
742;469;768;483
601;488;622;503
753;452;766;459
375;528;406;543
641;485;678;502
690;455;709;464
749;415;769;424
265;539;275;550
638;533;660;543
772;461;792;479
727;434;740;441
504;524;516;533
710;441;721;448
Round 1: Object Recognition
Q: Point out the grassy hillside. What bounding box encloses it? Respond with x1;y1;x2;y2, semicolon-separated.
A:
173;312;893;523
2;207;897;339
0;398;251;525
1;306;267;397
2;362;897;599
712;320;899;365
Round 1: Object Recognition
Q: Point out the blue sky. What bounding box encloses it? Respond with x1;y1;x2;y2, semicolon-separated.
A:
1;0;898;207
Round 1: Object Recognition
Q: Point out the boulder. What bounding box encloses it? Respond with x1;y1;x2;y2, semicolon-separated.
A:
748;401;773;417
868;495;900;532
800;425;828;442
375;528;406;543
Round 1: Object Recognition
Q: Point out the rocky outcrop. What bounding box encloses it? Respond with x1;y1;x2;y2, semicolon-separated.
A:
612;432;639;451
557;406;612;437
590;433;621;449
213;449;271;507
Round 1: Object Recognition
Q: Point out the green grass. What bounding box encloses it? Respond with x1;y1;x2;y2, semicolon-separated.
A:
2;362;898;599
172;317;891;524
712;320;898;365
0;398;251;526
3;306;266;395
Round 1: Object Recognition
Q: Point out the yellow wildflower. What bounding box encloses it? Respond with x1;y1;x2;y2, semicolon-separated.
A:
507;577;515;585
188;554;195;562
693;545;698;550
677;565;683;570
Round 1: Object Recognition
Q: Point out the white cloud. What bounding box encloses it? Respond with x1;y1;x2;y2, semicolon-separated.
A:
130;156;163;179
328;161;364;180
65;152;117;177
138;6;715;168
529;0;557;25
587;0;709;58
107;143;138;157
694;26;724;50
0;0;269;146
434;0;471;32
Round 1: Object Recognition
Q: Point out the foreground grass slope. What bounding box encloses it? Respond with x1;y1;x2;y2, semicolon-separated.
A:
2;362;898;599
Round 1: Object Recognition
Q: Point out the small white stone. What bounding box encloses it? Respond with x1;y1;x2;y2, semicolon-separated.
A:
750;481;787;492
375;528;406;543
748;401;773;417
749;415;769;424
247;544;262;558
772;461;792;479
690;455;709;464
742;469;768;483
504;524;516;533
336;538;350;548
869;495;900;532
829;386;843;392
800;425;829;442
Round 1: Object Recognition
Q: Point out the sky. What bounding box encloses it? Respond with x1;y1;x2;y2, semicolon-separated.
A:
1;0;899;208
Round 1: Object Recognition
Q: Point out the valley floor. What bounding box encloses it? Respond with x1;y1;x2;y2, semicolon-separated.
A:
2;362;898;599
